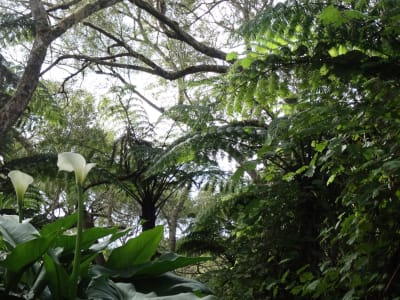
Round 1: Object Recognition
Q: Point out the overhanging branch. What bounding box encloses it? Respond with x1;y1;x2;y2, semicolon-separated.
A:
42;53;228;80
129;0;228;61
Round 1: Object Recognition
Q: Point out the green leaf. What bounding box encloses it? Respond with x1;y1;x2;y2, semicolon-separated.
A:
132;272;215;297
382;160;400;174
312;140;328;153
231;167;245;182
135;253;211;277
89;227;131;252
87;277;217;300
319;5;345;27
0;215;39;247
54;226;119;253
343;289;355;300
328;47;339;57
299;271;313;283
343;10;365;21
1;236;53;272
306;279;320;291
239;57;254;69
226;52;238;61
43;250;71;300
87;277;136;299
40;213;77;237
106;226;163;269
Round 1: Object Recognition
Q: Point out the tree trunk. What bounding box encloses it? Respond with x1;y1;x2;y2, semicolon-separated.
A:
168;216;178;252
141;198;157;231
166;192;187;251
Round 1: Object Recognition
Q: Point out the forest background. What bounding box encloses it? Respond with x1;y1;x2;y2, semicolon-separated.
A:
1;0;400;299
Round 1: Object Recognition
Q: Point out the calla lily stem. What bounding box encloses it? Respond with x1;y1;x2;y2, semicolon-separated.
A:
17;196;23;223
70;183;84;298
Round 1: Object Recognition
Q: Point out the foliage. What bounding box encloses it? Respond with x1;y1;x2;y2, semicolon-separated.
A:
2;0;400;299
0;152;216;299
0;215;215;299
180;0;400;299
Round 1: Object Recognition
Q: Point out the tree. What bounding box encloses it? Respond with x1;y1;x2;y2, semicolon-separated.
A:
0;0;244;136
180;0;400;299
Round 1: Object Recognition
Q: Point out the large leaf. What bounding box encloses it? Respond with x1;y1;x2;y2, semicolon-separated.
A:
40;213;77;237
1;236;53;272
134;253;211;276
53;226;119;253
106;226;163;269
43;250;71;300
132;272;215;297
91;253;210;278
0;215;39;247
89;227;131;252
43;248;98;300
86;277;217;300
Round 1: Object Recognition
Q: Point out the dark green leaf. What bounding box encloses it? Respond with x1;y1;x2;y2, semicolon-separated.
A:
106;226;163;269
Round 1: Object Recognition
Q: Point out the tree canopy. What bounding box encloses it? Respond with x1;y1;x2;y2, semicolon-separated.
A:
1;0;400;299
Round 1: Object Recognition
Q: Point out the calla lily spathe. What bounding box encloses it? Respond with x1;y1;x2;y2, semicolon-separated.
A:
57;152;96;185
8;170;33;201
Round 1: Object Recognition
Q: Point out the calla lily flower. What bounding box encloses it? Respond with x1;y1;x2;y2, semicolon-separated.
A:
8;170;33;201
57;152;96;185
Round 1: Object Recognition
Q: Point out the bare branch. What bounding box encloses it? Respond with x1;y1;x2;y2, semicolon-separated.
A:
45;0;82;12
129;0;228;61
43;53;229;80
103;71;165;114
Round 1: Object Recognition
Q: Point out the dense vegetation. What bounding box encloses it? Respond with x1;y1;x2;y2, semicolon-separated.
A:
1;0;400;299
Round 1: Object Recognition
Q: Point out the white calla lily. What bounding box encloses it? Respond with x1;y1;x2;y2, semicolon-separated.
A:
8;170;33;201
57;152;96;185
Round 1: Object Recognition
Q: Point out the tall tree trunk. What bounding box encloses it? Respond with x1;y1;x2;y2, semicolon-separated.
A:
166;190;187;251
167;215;178;252
141;197;157;231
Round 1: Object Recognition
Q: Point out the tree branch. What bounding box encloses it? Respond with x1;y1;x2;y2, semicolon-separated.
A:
104;71;165;114
45;0;82;12
0;0;124;136
43;53;228;80
128;0;228;61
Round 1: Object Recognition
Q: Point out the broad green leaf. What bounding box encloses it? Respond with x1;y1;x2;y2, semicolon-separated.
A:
87;277;135;299
134;253;211;277
131;272;215;297
89;227;131;252
54;226;118;253
40;213;77;237
43;250;71;300
1;236;53;272
87;277;217;299
0;216;39;247
106;226;163;269
91;253;210;279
